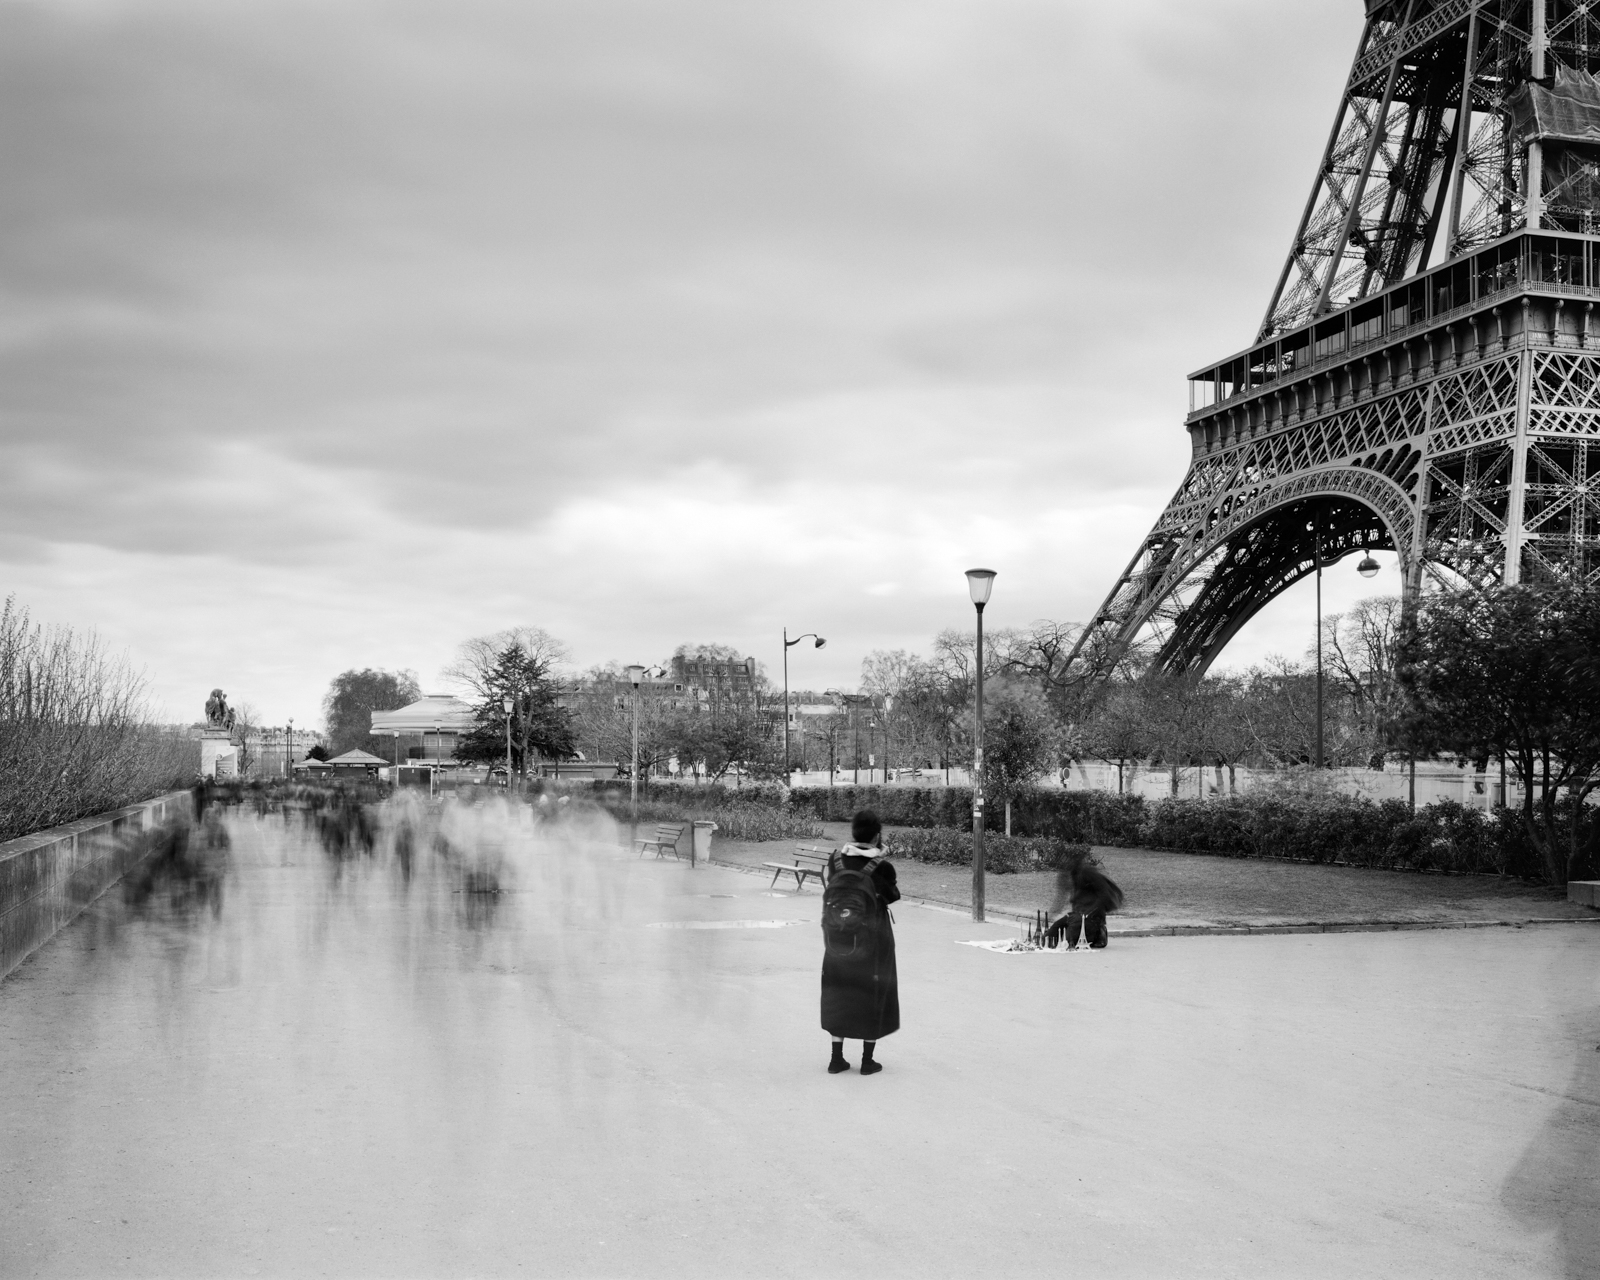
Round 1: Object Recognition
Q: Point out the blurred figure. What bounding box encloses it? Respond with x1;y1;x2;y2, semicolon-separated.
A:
1044;851;1124;949
820;810;900;1075
122;819;228;918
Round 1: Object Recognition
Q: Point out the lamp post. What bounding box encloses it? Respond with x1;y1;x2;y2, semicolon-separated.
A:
866;718;877;785
502;693;515;791
783;630;826;784
966;568;997;922
286;718;294;779
882;695;893;784
626;665;645;841
1313;506;1384;769
1313;506;1325;769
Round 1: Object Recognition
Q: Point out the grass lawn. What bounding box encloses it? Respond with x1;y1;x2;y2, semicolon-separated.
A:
709;820;1596;931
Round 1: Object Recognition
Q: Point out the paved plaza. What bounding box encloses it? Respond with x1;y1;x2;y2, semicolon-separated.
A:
2;805;1597;1277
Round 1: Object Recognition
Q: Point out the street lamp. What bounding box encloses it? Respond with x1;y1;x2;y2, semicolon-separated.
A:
852;701;861;786
783;630;826;784
966;567;997;923
882;695;894;784
286;718;294;779
626;665;646;840
502;693;515;791
1313;513;1381;769
1313;507;1325;769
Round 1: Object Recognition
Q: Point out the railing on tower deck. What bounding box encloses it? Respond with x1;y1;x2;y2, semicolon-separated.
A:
1190;290;1600;459
1189;231;1600;422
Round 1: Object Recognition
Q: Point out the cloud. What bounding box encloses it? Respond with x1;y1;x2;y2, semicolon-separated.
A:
0;0;1365;721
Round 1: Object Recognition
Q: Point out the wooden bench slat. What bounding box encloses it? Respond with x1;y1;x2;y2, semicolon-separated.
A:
635;822;688;859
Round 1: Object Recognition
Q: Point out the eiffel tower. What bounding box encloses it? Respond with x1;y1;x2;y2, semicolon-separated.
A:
1071;0;1600;682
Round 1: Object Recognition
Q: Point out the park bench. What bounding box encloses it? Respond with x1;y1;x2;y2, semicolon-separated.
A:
635;822;687;859
763;843;834;891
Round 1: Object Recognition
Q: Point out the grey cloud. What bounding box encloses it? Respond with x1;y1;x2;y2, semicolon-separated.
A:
0;0;1363;693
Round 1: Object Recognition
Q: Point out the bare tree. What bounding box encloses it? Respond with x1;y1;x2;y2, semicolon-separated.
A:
445;626;571;703
1324;595;1404;765
1080;681;1151;794
232;702;261;777
0;595;197;841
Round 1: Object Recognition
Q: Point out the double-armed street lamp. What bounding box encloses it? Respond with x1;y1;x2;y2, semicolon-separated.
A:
783;629;826;784
502;693;515;791
966;568;997;922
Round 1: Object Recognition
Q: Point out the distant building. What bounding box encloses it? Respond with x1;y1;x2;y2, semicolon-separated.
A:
369;694;477;767
669;654;760;713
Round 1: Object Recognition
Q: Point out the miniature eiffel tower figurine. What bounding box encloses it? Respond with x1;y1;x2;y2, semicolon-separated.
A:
1072;0;1600;682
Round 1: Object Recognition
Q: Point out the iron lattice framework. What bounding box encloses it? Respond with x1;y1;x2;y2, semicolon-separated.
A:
1073;0;1600;683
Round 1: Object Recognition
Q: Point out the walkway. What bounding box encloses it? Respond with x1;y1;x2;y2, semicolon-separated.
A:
1;803;1595;1277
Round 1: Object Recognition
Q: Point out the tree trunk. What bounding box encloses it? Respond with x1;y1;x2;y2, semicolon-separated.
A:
1005;801;1012;837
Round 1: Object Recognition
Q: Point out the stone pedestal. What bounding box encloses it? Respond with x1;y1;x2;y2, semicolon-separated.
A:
200;730;238;779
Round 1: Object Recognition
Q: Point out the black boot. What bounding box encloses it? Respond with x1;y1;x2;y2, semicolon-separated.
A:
860;1041;882;1075
829;1041;850;1074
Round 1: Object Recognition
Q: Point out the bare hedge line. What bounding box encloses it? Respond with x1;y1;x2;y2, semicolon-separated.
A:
0;596;199;842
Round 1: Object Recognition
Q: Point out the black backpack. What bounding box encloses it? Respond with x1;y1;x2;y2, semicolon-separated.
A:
821;853;885;958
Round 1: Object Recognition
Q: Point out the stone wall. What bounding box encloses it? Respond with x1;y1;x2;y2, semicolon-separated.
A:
0;790;192;983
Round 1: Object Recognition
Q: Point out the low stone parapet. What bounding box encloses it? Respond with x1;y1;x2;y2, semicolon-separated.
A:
0;791;193;982
1569;881;1600;908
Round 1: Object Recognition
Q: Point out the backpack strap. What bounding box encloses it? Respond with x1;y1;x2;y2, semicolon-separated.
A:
862;856;883;876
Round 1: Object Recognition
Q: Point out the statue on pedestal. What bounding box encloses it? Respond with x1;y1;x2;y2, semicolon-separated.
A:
205;689;235;733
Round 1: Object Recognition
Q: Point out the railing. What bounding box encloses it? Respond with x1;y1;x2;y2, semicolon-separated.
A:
1191;280;1600;429
1194;315;1600;458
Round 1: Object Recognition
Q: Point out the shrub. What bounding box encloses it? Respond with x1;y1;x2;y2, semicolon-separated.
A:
0;597;201;842
786;785;1147;844
704;804;822;842
885;827;1091;875
1131;790;1553;879
588;793;821;841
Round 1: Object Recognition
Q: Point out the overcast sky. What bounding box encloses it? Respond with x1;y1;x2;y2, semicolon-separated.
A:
0;0;1387;727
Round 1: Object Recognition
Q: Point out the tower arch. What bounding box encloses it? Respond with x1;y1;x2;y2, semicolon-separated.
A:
1072;5;1600;691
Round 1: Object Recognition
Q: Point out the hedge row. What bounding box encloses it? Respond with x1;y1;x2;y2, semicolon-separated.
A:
1138;794;1576;879
886;828;1091;875
785;786;1147;845
587;779;1588;883
590;794;823;843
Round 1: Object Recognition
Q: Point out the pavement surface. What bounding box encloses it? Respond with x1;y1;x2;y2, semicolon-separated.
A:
2;800;1598;1278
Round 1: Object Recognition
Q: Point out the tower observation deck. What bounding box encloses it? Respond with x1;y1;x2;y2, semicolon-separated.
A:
1072;0;1600;681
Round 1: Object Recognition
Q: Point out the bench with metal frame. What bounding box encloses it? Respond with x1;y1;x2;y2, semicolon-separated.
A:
635;822;688;859
762;843;834;891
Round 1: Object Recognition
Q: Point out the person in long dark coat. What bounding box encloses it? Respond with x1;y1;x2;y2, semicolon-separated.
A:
821;810;900;1075
1044;850;1124;949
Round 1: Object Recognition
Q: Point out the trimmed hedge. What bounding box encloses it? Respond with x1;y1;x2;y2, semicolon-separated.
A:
786;785;1147;845
590;793;822;842
587;777;1586;884
1138;794;1550;877
887;827;1091;874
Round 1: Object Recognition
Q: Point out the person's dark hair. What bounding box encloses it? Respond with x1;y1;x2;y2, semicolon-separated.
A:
851;810;882;845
